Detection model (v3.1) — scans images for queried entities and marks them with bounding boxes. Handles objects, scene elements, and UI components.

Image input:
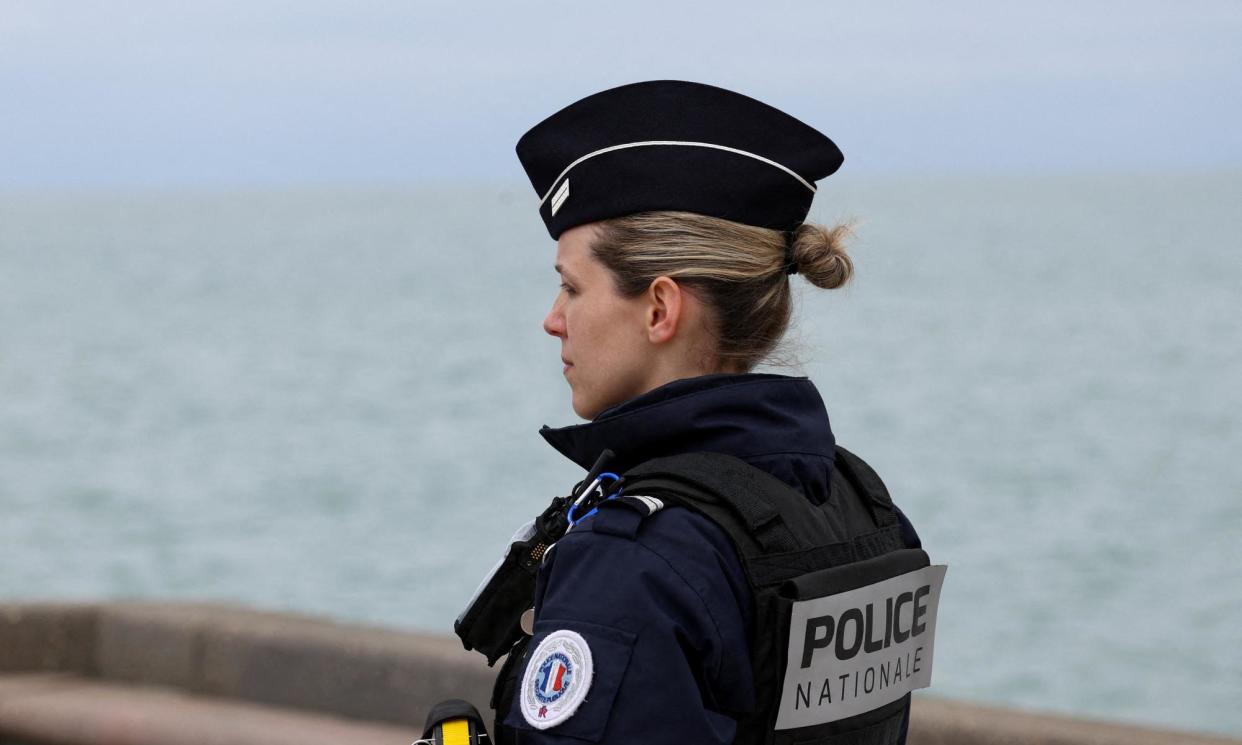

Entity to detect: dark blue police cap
[516,80,844,240]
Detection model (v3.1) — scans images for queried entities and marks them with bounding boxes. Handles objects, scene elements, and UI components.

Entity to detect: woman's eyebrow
[554,263,575,281]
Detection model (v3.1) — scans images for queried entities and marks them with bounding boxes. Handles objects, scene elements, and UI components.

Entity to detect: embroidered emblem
[520,629,593,729]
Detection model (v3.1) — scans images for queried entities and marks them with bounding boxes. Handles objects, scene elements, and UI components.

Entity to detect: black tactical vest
[460,446,942,745]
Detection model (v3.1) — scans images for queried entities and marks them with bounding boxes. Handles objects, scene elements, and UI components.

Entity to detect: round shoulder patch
[520,628,594,729]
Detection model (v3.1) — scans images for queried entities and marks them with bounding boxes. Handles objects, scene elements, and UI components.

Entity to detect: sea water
[1,172,1239,736]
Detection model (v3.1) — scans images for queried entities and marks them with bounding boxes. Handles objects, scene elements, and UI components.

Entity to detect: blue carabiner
[567,472,622,526]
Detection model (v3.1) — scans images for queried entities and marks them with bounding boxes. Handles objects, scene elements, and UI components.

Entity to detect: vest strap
[834,446,898,527]
[614,472,801,554]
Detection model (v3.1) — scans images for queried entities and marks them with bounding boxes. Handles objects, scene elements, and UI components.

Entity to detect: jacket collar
[539,373,835,473]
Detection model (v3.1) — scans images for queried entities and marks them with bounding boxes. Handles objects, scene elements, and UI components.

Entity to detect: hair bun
[789,222,854,289]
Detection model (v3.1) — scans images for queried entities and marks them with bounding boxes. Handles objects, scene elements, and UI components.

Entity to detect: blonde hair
[590,211,854,370]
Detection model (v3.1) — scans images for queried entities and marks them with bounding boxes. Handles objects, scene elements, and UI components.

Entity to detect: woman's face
[543,223,656,419]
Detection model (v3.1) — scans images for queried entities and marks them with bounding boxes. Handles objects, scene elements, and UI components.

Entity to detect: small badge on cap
[550,178,570,216]
[520,628,593,729]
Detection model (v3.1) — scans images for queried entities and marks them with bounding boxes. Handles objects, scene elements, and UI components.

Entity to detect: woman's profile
[451,80,944,745]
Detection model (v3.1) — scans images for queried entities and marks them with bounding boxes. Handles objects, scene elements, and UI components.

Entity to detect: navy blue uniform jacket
[502,373,920,744]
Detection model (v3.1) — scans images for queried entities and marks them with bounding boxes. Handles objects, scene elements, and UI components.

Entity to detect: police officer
[452,80,942,745]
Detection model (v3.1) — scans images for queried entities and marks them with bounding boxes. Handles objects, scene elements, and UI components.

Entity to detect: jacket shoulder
[557,501,752,631]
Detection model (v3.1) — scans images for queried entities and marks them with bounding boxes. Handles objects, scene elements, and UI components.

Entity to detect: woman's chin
[570,389,607,421]
[570,395,597,421]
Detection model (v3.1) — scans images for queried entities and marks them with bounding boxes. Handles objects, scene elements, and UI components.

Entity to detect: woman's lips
[562,358,572,375]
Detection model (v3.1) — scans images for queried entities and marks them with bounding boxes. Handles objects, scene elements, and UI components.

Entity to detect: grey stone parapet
[0,601,1236,745]
[1,601,487,744]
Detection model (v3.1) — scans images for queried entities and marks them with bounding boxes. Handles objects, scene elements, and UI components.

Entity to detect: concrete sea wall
[0,601,1234,745]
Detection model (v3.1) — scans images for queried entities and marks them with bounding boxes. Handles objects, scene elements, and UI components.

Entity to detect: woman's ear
[645,276,683,345]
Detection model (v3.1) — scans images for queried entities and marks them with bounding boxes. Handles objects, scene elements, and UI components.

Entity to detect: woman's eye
[560,282,576,296]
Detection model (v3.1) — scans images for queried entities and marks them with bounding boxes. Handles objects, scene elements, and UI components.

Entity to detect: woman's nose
[543,299,566,337]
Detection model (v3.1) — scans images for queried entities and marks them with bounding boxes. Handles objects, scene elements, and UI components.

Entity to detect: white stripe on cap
[537,140,816,208]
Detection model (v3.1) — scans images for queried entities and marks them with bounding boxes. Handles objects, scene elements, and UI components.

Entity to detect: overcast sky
[2,0,1239,188]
